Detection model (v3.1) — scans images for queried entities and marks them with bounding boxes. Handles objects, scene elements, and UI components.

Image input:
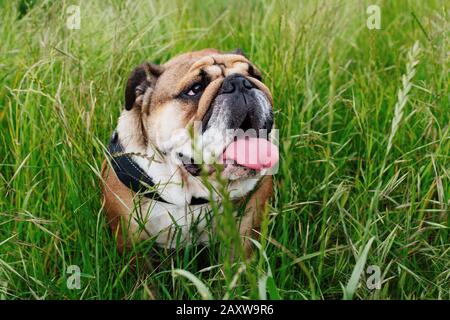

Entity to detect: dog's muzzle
[174,73,279,178]
[202,74,274,135]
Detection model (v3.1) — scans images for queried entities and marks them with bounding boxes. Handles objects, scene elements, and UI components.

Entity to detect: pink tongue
[222,138,279,170]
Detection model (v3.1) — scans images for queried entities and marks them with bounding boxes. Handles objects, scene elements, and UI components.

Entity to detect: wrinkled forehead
[161,53,256,85]
[188,53,252,78]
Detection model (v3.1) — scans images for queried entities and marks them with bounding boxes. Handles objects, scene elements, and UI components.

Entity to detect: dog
[101,48,278,257]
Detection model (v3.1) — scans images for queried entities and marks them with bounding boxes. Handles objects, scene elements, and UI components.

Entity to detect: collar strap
[107,131,209,206]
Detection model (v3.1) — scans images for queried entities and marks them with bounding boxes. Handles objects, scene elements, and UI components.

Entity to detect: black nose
[220,74,254,94]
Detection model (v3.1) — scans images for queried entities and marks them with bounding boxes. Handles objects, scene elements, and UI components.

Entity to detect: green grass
[0,0,448,300]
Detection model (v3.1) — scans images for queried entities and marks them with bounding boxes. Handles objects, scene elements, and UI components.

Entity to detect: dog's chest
[133,200,216,248]
[124,152,258,248]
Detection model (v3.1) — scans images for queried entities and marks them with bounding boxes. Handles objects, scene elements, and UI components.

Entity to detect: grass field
[0,0,448,300]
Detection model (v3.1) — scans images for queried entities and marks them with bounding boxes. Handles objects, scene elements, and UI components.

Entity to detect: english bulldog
[101,48,278,257]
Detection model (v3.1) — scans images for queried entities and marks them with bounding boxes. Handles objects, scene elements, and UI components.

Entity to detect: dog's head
[118,49,277,195]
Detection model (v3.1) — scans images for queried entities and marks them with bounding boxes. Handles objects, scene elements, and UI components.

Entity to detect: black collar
[107,131,209,206]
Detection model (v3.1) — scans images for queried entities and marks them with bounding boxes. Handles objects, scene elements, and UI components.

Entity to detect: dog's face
[121,49,276,189]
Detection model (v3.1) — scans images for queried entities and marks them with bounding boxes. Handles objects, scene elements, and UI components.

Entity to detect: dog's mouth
[179,137,279,178]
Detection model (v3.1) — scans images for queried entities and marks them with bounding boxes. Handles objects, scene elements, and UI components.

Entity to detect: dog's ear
[229,48,247,57]
[125,62,163,110]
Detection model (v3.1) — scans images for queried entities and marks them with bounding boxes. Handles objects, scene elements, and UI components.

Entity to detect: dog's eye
[248,64,263,82]
[185,83,204,97]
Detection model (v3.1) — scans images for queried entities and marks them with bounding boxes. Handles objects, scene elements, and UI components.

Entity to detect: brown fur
[239,175,273,256]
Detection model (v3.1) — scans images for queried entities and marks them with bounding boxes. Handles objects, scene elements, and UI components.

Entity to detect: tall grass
[0,0,448,299]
